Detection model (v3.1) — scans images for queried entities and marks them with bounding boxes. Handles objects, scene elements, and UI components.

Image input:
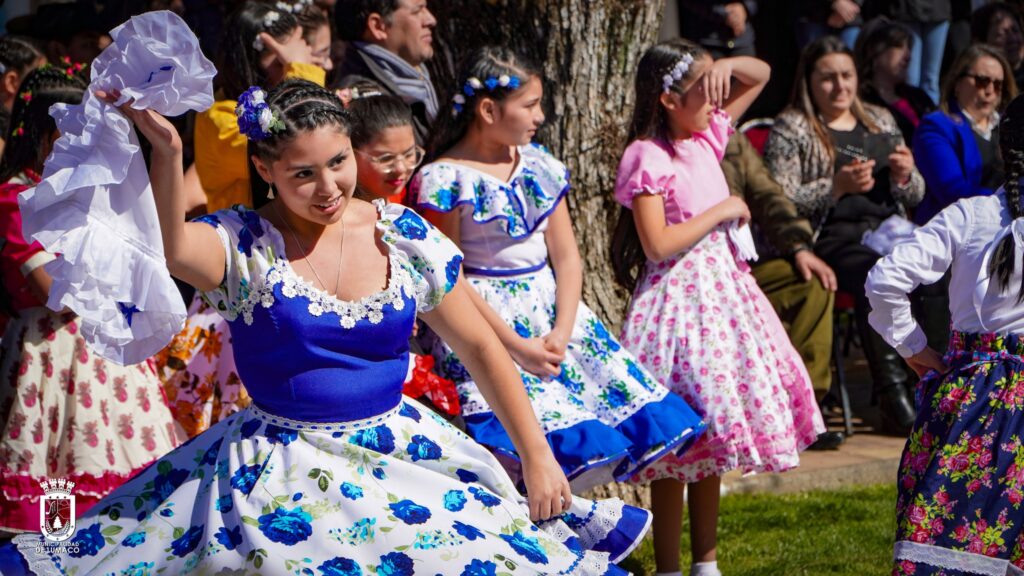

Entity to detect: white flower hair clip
[252,11,282,51]
[276,0,312,14]
[662,53,695,94]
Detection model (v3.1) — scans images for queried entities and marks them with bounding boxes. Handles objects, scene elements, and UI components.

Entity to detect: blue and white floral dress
[9,201,651,575]
[411,144,706,491]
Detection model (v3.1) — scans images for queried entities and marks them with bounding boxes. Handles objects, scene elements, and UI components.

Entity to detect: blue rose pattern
[461,559,498,576]
[377,552,414,576]
[67,524,104,558]
[393,210,429,240]
[389,499,431,525]
[170,525,204,557]
[258,506,313,545]
[406,434,442,461]
[340,482,363,500]
[500,530,549,564]
[230,463,262,495]
[265,424,298,446]
[319,557,363,576]
[349,425,395,455]
[443,490,467,512]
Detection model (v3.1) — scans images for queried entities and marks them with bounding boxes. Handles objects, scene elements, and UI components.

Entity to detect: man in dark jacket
[722,132,845,449]
[334,0,439,145]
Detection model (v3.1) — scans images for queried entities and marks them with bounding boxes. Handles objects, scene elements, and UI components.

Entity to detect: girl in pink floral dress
[612,39,825,576]
[0,66,178,534]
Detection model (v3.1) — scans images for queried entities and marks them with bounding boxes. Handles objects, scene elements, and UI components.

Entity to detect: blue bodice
[195,201,463,424]
[229,269,418,423]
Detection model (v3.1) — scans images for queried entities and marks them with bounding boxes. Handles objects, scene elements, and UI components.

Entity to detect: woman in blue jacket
[913,44,1016,224]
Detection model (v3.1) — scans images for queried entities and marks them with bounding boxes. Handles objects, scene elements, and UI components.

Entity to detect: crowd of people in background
[0,1,1021,575]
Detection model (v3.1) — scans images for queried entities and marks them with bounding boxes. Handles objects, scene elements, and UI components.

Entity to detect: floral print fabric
[13,396,648,574]
[622,229,824,484]
[893,331,1024,576]
[0,308,178,532]
[155,293,248,438]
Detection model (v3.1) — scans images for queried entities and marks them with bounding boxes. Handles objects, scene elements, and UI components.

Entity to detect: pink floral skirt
[0,307,178,532]
[621,229,823,483]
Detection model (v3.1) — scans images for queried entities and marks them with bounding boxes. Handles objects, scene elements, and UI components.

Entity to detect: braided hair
[221,3,300,101]
[991,94,1024,301]
[0,64,88,184]
[342,79,413,149]
[246,79,352,208]
[611,39,708,293]
[426,46,541,162]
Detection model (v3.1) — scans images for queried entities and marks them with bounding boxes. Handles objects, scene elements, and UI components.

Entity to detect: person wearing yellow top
[194,3,326,211]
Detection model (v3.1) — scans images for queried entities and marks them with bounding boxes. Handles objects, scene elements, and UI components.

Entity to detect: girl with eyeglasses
[343,80,462,420]
[913,44,1019,226]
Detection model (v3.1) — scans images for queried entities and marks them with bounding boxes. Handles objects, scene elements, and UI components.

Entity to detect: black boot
[856,299,916,435]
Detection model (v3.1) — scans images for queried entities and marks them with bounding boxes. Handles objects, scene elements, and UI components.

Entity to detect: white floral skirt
[0,307,178,533]
[13,398,650,575]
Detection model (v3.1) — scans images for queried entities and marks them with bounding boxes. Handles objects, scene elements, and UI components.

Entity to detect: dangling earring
[267,183,276,200]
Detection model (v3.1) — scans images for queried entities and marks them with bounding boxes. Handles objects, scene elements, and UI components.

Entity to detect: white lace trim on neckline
[894,540,1012,575]
[236,254,414,327]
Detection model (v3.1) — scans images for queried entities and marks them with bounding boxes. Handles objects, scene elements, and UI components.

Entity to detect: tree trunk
[427,1,665,508]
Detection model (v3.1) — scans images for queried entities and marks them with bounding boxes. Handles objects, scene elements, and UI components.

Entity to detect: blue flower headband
[235,86,285,141]
[451,74,522,117]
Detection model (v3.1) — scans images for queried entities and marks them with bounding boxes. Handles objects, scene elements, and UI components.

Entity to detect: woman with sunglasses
[912,44,1018,226]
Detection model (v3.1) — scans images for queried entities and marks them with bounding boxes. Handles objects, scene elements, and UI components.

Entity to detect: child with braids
[0,65,178,535]
[412,46,705,492]
[868,94,1024,575]
[612,39,824,576]
[6,72,654,572]
[0,36,44,156]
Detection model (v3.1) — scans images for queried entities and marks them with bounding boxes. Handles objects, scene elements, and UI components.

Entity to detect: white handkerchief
[727,220,759,262]
[17,11,216,364]
[862,215,919,257]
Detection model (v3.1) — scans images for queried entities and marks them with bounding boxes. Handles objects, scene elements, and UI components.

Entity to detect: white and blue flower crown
[235,86,285,141]
[662,53,695,94]
[451,74,522,117]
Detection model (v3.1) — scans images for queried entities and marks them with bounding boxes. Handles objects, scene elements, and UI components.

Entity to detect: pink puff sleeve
[697,108,735,162]
[614,139,677,209]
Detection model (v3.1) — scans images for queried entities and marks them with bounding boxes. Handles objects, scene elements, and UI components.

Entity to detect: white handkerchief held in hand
[862,215,919,257]
[727,220,759,262]
[17,11,216,365]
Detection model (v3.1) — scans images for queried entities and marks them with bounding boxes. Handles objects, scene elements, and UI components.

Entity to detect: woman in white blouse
[867,94,1024,576]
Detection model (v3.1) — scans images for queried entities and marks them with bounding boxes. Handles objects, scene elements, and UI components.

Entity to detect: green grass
[619,484,898,576]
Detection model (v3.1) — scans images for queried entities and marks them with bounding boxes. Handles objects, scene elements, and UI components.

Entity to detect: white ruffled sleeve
[376,201,463,313]
[16,11,216,365]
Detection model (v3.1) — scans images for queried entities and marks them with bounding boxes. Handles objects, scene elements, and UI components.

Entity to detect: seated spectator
[333,0,438,145]
[677,0,757,58]
[722,132,844,450]
[855,17,935,143]
[765,36,925,435]
[971,2,1024,89]
[913,44,1016,225]
[870,0,951,105]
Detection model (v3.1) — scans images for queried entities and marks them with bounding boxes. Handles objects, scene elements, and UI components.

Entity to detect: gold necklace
[271,200,346,295]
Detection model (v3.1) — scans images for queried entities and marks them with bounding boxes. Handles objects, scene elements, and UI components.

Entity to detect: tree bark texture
[427,1,665,508]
